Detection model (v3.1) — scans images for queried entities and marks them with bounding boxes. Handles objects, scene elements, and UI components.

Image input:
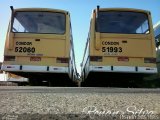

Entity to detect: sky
[0,0,160,75]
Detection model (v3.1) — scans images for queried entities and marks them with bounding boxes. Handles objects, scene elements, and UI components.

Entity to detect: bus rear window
[96,11,150,34]
[12,11,66,34]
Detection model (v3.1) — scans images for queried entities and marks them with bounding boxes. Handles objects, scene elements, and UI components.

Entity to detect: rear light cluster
[56,57,69,63]
[90,56,102,62]
[118,57,129,62]
[30,57,41,61]
[4,56,15,61]
[144,58,156,63]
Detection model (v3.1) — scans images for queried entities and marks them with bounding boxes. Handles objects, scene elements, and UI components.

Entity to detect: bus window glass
[12,12,65,34]
[13,18,26,32]
[96,11,149,34]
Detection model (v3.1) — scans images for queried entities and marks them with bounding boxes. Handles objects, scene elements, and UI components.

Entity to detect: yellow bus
[81,6,157,86]
[1,6,77,86]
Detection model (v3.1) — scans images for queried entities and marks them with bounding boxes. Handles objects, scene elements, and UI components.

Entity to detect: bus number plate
[30,57,41,61]
[102,47,122,55]
[15,47,35,53]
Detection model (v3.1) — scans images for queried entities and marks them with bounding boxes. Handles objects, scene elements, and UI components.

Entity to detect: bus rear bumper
[1,65,69,73]
[89,66,157,74]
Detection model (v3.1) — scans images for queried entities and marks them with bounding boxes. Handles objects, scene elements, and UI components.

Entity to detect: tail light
[4,56,15,61]
[144,58,156,63]
[56,57,69,63]
[118,57,129,62]
[90,56,102,62]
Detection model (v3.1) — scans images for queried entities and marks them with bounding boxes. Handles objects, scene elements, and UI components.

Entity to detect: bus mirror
[95,32,101,50]
[96,5,100,18]
[7,6,15,50]
[10,6,14,11]
[97,5,100,10]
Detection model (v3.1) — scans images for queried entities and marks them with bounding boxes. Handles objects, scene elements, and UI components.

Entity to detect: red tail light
[118,57,129,62]
[4,56,15,61]
[90,56,102,62]
[56,57,69,63]
[144,58,156,63]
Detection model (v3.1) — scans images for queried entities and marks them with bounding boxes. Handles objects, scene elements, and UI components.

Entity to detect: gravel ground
[0,87,160,120]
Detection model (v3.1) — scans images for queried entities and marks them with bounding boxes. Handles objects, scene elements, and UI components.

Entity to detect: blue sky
[0,0,160,74]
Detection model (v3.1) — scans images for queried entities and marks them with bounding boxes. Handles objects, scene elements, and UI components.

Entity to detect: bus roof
[13,8,69,15]
[94,7,150,14]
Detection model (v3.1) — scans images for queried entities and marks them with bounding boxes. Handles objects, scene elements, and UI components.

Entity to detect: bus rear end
[83,7,157,86]
[2,7,72,85]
